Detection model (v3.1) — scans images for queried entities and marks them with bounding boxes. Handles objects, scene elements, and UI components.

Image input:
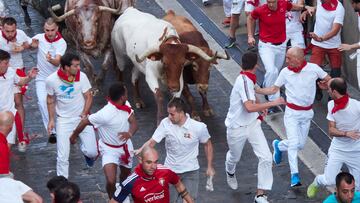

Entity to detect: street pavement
[5,0,331,202]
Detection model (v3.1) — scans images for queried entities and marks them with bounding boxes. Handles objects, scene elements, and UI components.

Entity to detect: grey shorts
[170,170,199,203]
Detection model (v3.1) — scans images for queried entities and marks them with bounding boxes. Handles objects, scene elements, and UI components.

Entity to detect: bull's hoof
[24,13,31,27]
[135,100,145,109]
[191,112,201,121]
[203,108,214,117]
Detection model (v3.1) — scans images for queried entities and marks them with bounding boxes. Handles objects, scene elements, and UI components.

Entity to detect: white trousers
[36,80,55,133]
[258,40,286,101]
[278,107,314,174]
[56,116,98,178]
[286,31,305,49]
[223,0,232,17]
[225,119,273,190]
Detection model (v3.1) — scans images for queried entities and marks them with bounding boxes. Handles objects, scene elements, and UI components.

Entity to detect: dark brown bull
[163,10,229,120]
[49,0,133,94]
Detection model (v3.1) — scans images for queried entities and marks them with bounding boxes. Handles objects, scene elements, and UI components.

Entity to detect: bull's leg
[19,0,31,26]
[96,48,113,85]
[131,68,145,109]
[78,51,98,95]
[154,89,164,126]
[182,84,200,121]
[199,89,214,117]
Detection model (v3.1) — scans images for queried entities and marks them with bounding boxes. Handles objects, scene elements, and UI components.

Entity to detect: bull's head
[135,42,217,94]
[48,4,122,49]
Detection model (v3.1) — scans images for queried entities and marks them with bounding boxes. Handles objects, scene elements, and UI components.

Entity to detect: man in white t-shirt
[30,18,67,140]
[138,98,215,203]
[285,0,305,49]
[301,0,344,99]
[307,78,360,198]
[256,47,331,187]
[0,50,38,148]
[70,82,138,198]
[46,53,98,178]
[225,51,285,203]
[338,0,360,89]
[0,17,32,150]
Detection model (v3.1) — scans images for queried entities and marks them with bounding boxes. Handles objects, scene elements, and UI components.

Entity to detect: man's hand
[118,132,132,142]
[338,44,354,52]
[31,38,39,49]
[248,36,256,47]
[300,11,308,23]
[273,97,286,105]
[346,131,360,140]
[47,120,55,135]
[305,6,315,16]
[12,44,25,53]
[318,80,329,90]
[46,52,53,62]
[28,67,39,79]
[309,32,322,42]
[69,134,77,144]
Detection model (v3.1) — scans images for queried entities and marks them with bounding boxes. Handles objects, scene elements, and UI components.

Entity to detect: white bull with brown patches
[49,0,134,94]
[111,7,217,125]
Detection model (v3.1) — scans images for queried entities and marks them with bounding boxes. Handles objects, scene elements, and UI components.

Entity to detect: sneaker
[84,155,95,168]
[272,139,282,165]
[225,37,236,49]
[307,181,319,198]
[222,17,231,26]
[48,133,57,144]
[291,173,302,187]
[254,194,269,203]
[18,141,27,152]
[226,172,238,190]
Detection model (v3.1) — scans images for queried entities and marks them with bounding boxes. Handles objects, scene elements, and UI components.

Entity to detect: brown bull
[163,10,229,120]
[49,0,133,94]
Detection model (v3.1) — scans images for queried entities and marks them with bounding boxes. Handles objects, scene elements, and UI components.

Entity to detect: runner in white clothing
[0,17,32,151]
[46,53,98,178]
[70,82,138,198]
[285,0,305,49]
[137,98,215,203]
[307,78,360,198]
[225,51,285,203]
[256,47,331,187]
[30,18,67,141]
[0,50,38,148]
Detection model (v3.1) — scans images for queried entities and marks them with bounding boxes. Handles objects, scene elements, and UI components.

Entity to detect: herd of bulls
[20,0,230,124]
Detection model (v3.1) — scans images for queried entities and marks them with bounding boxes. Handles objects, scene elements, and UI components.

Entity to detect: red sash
[240,71,257,85]
[287,61,307,73]
[286,102,313,111]
[103,141,131,165]
[332,94,349,114]
[44,32,62,43]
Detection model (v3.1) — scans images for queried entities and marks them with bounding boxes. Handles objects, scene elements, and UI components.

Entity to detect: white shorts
[286,31,305,49]
[244,2,255,12]
[98,139,134,168]
[231,0,245,14]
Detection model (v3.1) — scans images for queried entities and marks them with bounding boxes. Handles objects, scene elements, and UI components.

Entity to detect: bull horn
[135,46,160,63]
[187,44,216,62]
[215,50,230,60]
[98,6,122,15]
[48,7,75,22]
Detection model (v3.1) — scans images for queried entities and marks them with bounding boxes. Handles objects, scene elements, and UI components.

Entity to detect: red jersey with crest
[113,164,180,203]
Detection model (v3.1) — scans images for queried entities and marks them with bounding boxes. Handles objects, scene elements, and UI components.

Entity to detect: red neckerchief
[135,164,155,180]
[1,31,16,44]
[247,0,259,7]
[240,71,257,85]
[107,98,132,114]
[0,71,6,79]
[332,94,349,114]
[322,0,338,11]
[57,68,80,85]
[44,32,63,43]
[0,132,10,175]
[288,61,307,73]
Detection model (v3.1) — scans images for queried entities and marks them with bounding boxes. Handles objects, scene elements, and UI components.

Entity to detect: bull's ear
[185,53,199,61]
[147,53,163,61]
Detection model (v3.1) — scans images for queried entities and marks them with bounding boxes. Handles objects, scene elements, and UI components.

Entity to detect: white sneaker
[254,194,269,203]
[226,172,238,190]
[18,141,27,152]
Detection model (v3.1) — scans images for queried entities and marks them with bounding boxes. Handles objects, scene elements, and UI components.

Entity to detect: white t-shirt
[0,67,20,113]
[275,63,328,106]
[225,74,259,128]
[152,115,211,173]
[286,0,303,33]
[32,34,67,81]
[89,101,133,145]
[327,98,360,152]
[46,71,91,118]
[311,0,344,49]
[0,177,32,203]
[0,29,31,68]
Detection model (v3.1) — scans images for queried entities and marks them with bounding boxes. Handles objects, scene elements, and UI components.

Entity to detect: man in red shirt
[109,146,194,203]
[247,0,310,106]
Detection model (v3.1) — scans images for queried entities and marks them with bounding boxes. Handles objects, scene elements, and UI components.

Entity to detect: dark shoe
[203,1,211,6]
[84,155,95,168]
[48,133,57,144]
[225,37,236,49]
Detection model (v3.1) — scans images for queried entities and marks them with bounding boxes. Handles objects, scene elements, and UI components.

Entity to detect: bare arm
[247,15,256,46]
[47,54,62,67]
[339,42,360,51]
[204,140,215,177]
[255,86,280,95]
[70,117,92,144]
[47,94,56,135]
[135,138,157,155]
[244,97,285,113]
[22,190,43,203]
[320,23,342,41]
[81,90,93,118]
[174,181,194,203]
[328,121,360,140]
